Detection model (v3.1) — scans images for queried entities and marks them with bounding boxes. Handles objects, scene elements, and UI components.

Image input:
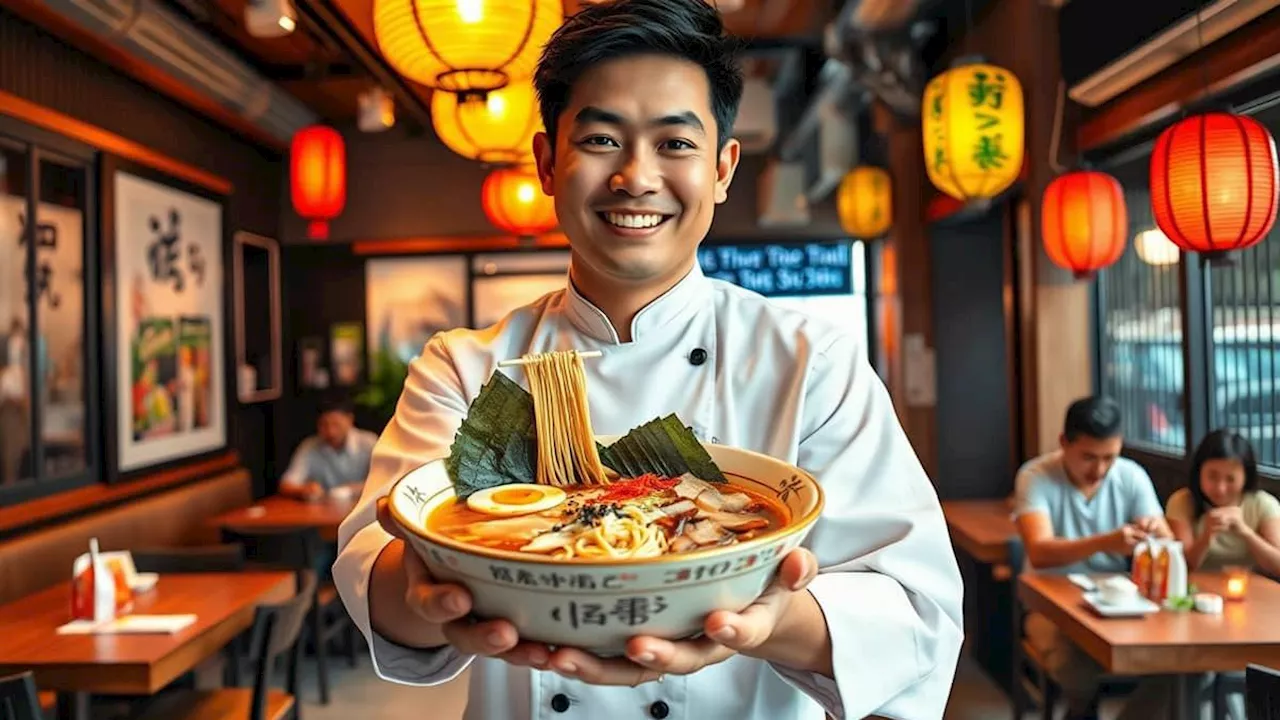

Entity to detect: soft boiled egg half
[466,484,567,517]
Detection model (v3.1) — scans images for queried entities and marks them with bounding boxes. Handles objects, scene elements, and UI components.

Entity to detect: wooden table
[941,498,1017,564]
[1019,572,1280,720]
[208,494,357,541]
[0,571,294,720]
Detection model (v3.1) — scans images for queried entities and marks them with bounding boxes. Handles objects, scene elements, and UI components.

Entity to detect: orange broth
[427,479,790,556]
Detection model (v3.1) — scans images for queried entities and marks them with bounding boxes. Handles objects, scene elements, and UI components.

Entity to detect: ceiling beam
[291,0,434,128]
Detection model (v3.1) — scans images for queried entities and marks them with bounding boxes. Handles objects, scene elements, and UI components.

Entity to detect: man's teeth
[604,212,665,228]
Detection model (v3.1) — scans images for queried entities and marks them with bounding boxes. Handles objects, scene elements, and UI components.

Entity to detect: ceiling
[159,0,839,127]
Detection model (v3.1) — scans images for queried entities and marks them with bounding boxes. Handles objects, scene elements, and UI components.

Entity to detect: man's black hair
[1062,396,1123,442]
[533,0,744,151]
[317,394,355,417]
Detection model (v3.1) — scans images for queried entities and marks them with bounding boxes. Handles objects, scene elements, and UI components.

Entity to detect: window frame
[0,114,101,507]
[1088,111,1280,482]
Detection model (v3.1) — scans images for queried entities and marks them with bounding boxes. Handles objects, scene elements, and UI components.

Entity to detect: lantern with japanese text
[482,165,557,236]
[1149,112,1279,261]
[922,60,1024,203]
[290,125,345,240]
[374,0,562,97]
[836,166,893,239]
[1041,170,1127,279]
[432,80,541,164]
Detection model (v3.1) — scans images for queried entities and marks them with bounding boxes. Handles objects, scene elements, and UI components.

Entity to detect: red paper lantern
[481,166,557,236]
[291,125,346,240]
[1150,112,1279,259]
[1041,170,1127,279]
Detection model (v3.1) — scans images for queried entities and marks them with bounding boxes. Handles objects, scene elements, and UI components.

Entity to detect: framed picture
[297,336,328,390]
[365,256,468,367]
[101,158,229,480]
[232,231,282,403]
[330,322,365,387]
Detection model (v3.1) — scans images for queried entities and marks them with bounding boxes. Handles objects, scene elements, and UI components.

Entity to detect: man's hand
[1205,506,1246,535]
[1105,524,1148,555]
[544,548,820,687]
[372,498,551,668]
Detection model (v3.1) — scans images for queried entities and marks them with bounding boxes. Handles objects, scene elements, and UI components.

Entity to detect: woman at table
[1166,429,1280,576]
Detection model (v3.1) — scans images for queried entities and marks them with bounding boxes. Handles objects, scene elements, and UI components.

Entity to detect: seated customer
[1167,429,1280,575]
[279,396,377,501]
[1014,395,1171,720]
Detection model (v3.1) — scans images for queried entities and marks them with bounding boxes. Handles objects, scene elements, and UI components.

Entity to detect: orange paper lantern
[291,126,346,240]
[1150,112,1279,259]
[482,166,557,236]
[1041,170,1127,279]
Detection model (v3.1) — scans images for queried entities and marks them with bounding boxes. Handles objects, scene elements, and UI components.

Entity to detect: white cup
[1098,576,1140,605]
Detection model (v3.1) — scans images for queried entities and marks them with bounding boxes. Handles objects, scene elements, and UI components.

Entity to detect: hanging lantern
[290,125,345,240]
[1040,170,1127,279]
[1149,112,1279,261]
[374,0,563,96]
[432,81,542,164]
[482,165,557,236]
[1135,228,1180,266]
[922,60,1025,203]
[836,166,893,239]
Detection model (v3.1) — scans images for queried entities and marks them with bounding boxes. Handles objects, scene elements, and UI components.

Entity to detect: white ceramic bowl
[388,439,824,655]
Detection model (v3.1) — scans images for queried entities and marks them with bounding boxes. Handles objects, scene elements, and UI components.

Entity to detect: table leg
[54,691,89,720]
[1170,673,1205,720]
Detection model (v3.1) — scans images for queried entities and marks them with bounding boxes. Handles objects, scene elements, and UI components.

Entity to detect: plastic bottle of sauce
[1131,541,1153,599]
[1151,540,1171,602]
[1164,541,1189,600]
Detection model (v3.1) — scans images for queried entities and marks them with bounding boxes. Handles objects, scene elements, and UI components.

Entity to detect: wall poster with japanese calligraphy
[112,171,226,473]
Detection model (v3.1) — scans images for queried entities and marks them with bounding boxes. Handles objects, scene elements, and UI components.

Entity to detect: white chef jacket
[333,263,964,720]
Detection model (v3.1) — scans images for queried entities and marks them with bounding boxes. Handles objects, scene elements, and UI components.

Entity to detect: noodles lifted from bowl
[524,350,609,488]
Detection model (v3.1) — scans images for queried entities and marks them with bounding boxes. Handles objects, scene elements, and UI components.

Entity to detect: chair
[137,570,317,720]
[132,543,246,573]
[220,527,358,705]
[0,672,41,720]
[1008,536,1059,720]
[1247,664,1280,720]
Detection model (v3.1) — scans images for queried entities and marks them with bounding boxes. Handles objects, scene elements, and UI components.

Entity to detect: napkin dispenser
[71,538,133,622]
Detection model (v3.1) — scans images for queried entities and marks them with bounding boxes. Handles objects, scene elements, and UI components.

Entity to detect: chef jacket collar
[565,262,711,345]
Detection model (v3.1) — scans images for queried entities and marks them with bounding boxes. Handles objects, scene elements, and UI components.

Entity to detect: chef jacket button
[550,693,571,713]
[649,700,670,718]
[689,348,708,366]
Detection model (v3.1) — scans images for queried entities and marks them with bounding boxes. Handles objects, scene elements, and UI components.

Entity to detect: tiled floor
[293,650,1031,720]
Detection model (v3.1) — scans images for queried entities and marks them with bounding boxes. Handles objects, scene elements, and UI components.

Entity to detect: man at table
[279,396,377,502]
[1014,395,1171,719]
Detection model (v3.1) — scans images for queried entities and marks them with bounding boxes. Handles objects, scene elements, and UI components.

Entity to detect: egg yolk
[491,488,545,506]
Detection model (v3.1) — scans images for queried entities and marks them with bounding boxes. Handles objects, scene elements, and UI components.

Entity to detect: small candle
[1224,566,1250,601]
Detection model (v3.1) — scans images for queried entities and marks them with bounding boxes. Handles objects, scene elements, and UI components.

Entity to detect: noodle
[552,506,668,560]
[524,350,609,488]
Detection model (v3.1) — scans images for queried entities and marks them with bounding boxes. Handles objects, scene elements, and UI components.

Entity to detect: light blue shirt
[1013,449,1163,575]
[281,429,378,490]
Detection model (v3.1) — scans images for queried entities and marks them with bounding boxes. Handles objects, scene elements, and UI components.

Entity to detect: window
[1094,101,1280,471]
[0,119,98,504]
[1096,155,1185,453]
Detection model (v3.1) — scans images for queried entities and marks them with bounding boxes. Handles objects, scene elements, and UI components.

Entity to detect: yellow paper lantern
[432,81,542,164]
[922,61,1024,202]
[374,0,563,96]
[836,166,893,239]
[482,165,558,236]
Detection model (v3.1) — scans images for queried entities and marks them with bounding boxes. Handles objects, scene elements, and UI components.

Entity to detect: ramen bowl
[388,439,824,655]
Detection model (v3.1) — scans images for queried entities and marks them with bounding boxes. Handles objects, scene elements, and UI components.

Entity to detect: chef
[332,0,964,717]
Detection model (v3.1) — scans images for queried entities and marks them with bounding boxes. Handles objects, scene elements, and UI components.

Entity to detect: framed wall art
[101,158,229,480]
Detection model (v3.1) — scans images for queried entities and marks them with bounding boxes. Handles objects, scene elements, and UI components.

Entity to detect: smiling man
[332,0,964,718]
